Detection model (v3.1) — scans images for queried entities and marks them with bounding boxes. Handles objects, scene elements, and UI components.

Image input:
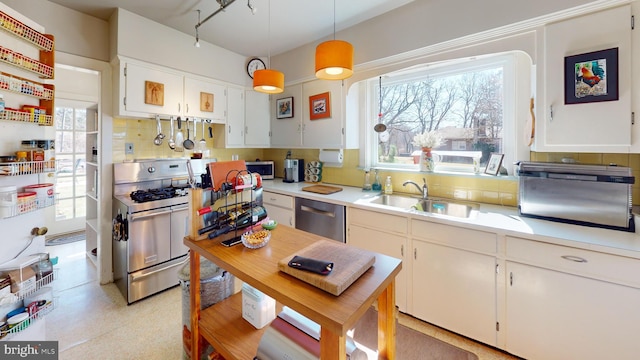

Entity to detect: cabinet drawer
[262,192,293,210]
[506,236,640,288]
[349,208,407,235]
[411,220,496,254]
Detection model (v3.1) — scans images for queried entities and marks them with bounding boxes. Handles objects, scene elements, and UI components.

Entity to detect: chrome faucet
[402,178,428,199]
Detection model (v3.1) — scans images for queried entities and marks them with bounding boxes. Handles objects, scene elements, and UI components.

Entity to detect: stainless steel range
[112,159,210,304]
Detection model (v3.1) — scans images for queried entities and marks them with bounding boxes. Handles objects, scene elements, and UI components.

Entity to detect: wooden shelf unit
[184,188,402,360]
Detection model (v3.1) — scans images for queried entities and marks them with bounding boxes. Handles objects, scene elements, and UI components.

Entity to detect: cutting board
[278,240,376,296]
[301,184,343,195]
[208,160,246,191]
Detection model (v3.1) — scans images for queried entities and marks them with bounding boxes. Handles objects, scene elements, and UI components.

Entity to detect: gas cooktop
[130,187,188,203]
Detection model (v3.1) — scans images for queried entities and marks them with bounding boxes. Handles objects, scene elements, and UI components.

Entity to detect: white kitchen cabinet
[410,220,497,346]
[118,59,184,118]
[537,5,632,152]
[347,207,408,311]
[222,87,270,148]
[505,236,640,359]
[244,90,270,147]
[262,191,294,227]
[225,86,245,147]
[270,80,358,149]
[183,76,226,123]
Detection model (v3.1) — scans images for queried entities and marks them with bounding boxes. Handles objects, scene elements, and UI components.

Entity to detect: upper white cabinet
[115,57,227,122]
[537,5,631,152]
[270,79,358,149]
[118,59,183,117]
[244,90,270,147]
[222,87,270,148]
[183,76,226,123]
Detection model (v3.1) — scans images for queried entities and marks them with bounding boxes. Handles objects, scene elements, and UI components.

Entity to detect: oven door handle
[129,209,173,222]
[130,256,189,281]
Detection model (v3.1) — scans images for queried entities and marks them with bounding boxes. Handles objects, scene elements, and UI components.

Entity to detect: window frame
[361,51,526,175]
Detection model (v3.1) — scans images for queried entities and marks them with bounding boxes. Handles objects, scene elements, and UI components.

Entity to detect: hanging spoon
[168,116,176,150]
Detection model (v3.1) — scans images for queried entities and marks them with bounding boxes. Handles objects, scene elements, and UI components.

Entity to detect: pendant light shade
[315,39,354,80]
[253,68,284,94]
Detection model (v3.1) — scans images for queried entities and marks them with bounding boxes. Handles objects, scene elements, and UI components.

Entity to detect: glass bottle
[384,176,393,195]
[372,169,382,191]
[363,170,372,191]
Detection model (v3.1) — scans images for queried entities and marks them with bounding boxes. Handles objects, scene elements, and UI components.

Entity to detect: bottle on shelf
[384,176,393,195]
[371,169,382,192]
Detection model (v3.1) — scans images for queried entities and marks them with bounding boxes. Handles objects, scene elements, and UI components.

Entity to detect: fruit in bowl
[241,229,271,249]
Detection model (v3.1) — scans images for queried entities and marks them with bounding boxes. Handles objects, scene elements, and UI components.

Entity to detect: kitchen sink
[366,194,479,218]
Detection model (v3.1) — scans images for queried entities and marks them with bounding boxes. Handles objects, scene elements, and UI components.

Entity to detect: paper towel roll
[319,149,343,167]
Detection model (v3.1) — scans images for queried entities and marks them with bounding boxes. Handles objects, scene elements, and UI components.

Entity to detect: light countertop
[261,180,640,259]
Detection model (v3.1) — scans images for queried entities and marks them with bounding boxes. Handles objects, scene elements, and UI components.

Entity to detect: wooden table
[185,225,402,359]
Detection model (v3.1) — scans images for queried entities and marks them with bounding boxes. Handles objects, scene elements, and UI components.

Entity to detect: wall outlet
[125,143,134,154]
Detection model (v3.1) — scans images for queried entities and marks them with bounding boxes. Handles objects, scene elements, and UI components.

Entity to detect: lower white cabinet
[410,220,497,346]
[505,237,640,359]
[262,191,294,227]
[347,208,409,312]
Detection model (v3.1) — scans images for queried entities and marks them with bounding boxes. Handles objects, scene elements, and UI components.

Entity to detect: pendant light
[253,0,284,94]
[315,0,354,80]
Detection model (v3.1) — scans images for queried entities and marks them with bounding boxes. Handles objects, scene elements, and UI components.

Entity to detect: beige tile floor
[45,241,520,360]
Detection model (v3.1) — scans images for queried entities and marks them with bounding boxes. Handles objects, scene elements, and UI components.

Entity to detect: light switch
[125,143,134,154]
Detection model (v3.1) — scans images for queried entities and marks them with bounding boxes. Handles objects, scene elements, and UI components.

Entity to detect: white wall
[1,0,110,62]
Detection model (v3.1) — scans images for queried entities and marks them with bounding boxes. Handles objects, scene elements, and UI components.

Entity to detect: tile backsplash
[110,118,640,207]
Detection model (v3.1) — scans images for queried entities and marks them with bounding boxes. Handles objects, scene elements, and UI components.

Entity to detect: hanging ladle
[374,76,387,133]
[153,114,165,145]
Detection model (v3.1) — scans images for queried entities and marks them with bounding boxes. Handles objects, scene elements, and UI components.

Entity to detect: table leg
[320,327,346,360]
[190,251,202,360]
[378,280,396,360]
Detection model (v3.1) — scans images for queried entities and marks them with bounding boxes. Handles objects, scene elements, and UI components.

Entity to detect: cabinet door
[411,240,497,346]
[539,5,631,152]
[271,84,303,148]
[183,77,226,123]
[302,80,344,148]
[348,224,408,312]
[225,86,245,147]
[244,90,270,147]
[263,205,294,227]
[123,61,183,117]
[506,262,640,360]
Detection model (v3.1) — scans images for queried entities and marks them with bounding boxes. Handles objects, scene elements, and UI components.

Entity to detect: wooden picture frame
[564,47,618,105]
[485,153,504,176]
[309,92,331,120]
[144,81,164,106]
[276,96,294,119]
[200,92,214,112]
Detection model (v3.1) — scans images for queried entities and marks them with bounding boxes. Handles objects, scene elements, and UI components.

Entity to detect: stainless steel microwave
[246,161,275,180]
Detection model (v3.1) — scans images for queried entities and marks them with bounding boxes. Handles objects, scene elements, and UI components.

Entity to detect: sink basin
[369,194,421,208]
[366,194,479,218]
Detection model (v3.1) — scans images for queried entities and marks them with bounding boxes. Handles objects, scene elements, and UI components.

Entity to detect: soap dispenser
[363,170,372,191]
[372,169,382,191]
[384,176,393,195]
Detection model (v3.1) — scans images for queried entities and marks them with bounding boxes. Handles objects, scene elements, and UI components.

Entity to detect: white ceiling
[48,0,414,57]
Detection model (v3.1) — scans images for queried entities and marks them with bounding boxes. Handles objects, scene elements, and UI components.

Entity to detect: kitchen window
[363,52,530,174]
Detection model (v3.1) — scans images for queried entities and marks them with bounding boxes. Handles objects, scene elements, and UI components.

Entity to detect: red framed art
[309,92,331,120]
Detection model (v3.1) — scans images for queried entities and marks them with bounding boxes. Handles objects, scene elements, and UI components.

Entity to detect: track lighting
[194,10,201,48]
[247,0,257,15]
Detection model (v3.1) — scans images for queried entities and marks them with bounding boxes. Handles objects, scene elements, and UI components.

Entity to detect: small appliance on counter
[283,158,304,183]
[517,161,635,232]
[246,160,275,180]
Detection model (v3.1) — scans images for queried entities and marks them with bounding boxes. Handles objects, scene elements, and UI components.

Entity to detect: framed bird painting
[564,47,618,104]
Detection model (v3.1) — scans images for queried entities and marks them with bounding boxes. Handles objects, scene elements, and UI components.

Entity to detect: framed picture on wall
[309,92,331,120]
[485,153,504,176]
[564,47,618,104]
[276,97,293,119]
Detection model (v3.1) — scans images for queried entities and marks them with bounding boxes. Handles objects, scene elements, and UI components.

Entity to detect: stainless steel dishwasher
[295,197,345,242]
